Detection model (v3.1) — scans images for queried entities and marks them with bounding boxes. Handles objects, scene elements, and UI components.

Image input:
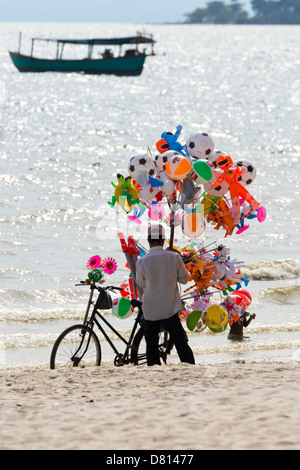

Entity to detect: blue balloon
[161,125,186,156]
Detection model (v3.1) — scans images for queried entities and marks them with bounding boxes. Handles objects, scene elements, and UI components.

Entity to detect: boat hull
[8,51,147,76]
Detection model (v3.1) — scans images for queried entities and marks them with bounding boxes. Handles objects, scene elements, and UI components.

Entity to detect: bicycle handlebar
[75,281,123,293]
[105,286,123,292]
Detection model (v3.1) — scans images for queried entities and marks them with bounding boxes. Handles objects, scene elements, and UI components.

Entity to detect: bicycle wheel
[50,324,101,369]
[130,326,174,365]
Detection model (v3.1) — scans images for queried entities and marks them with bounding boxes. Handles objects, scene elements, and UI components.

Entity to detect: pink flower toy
[86,255,101,270]
[101,257,118,275]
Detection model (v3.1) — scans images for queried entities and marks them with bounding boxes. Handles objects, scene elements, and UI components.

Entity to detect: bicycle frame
[91,306,143,365]
[82,282,144,365]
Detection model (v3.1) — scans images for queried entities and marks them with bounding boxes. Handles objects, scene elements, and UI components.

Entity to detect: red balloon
[236,288,252,303]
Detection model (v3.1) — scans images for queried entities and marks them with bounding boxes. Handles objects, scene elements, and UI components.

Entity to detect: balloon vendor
[135,224,195,366]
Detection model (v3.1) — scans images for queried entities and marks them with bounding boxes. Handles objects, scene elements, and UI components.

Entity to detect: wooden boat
[8,32,155,76]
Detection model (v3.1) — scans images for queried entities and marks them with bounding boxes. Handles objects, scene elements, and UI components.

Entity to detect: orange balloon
[165,155,192,180]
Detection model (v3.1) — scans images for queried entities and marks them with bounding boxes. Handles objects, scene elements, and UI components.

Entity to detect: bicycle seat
[131,299,142,309]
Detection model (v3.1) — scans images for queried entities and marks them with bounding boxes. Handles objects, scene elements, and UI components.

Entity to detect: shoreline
[1,361,299,450]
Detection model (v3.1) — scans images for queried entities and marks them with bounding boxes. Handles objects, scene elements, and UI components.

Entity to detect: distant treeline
[185,0,300,24]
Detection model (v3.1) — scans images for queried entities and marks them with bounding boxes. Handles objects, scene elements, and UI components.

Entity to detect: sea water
[0,22,300,369]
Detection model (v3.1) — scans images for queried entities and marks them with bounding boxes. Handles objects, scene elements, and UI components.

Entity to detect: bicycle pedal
[114,355,125,367]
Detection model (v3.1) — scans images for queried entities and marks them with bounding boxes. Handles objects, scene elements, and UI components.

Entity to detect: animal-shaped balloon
[185,260,216,292]
[210,155,261,225]
[156,125,186,156]
[206,198,235,237]
[221,295,243,326]
[201,192,221,218]
[236,202,267,235]
[179,178,197,208]
[108,174,140,213]
[188,289,212,314]
[212,245,248,292]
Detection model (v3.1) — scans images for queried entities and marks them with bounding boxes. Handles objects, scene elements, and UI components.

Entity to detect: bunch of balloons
[108,124,266,239]
[175,240,252,333]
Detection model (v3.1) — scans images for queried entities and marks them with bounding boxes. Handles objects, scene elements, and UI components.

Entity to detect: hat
[147,224,166,241]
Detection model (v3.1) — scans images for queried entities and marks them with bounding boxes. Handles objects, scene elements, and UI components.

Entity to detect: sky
[0,0,252,23]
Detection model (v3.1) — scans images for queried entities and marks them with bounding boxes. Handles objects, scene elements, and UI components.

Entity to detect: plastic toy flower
[86,255,101,270]
[101,257,117,275]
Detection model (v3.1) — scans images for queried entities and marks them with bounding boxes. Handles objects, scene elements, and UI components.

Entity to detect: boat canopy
[12,31,156,64]
[30,34,156,46]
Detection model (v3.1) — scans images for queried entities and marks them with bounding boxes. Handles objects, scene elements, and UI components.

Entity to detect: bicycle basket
[95,290,113,310]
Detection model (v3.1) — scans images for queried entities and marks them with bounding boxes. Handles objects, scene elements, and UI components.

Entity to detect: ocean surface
[0,22,300,369]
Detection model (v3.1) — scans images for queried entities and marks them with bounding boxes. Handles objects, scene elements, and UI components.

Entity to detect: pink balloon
[257,206,266,223]
[148,204,164,220]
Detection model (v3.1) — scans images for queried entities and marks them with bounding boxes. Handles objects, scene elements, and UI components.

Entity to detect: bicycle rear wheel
[50,324,101,369]
[131,327,174,366]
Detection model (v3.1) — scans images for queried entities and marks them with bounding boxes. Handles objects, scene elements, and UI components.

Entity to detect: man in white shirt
[136,224,195,366]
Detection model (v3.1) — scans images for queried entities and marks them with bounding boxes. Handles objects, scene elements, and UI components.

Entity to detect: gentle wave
[243,258,300,281]
[1,323,299,350]
[0,328,134,350]
[187,322,300,338]
[248,322,300,334]
[192,339,300,356]
[0,332,58,350]
[1,308,86,323]
[255,285,300,305]
[1,279,300,322]
[0,288,112,322]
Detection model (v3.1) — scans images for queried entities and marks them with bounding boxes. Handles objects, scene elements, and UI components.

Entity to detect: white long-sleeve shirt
[136,246,188,321]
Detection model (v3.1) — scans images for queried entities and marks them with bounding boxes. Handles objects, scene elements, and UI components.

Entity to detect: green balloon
[208,322,228,334]
[192,160,213,184]
[113,297,133,319]
[118,298,132,317]
[186,309,203,331]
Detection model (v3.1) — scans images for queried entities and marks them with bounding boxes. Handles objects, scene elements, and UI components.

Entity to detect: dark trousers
[144,313,195,366]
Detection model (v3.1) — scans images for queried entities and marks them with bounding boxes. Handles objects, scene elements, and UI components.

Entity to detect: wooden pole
[18,31,22,53]
[169,211,175,249]
[169,194,177,250]
[30,39,34,57]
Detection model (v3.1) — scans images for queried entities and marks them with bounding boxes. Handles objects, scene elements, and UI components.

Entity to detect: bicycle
[50,279,173,369]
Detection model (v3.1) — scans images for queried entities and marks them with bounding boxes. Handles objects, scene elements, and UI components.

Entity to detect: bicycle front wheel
[50,324,101,369]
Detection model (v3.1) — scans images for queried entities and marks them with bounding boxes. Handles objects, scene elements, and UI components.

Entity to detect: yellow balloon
[205,305,228,328]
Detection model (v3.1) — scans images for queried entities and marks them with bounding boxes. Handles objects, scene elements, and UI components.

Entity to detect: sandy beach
[0,361,299,451]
